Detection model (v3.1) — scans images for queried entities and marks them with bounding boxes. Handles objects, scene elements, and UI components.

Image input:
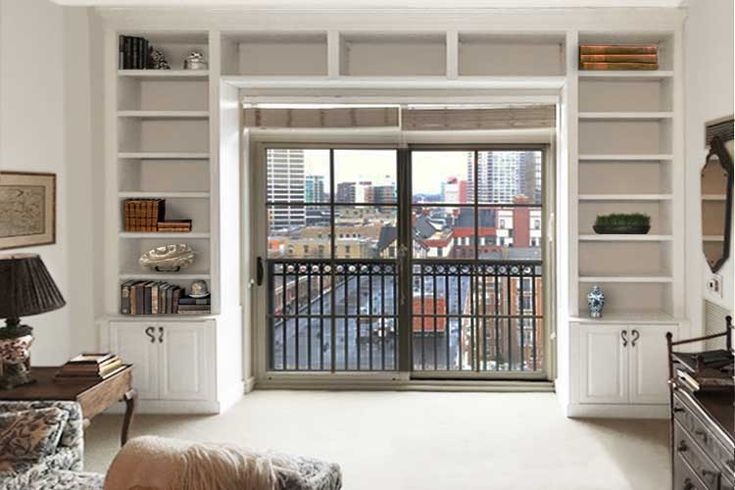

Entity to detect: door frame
[250,140,556,387]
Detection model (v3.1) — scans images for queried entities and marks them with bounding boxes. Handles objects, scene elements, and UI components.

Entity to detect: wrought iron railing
[267,259,543,373]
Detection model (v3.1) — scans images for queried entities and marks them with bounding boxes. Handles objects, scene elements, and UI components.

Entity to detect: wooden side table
[0,365,137,445]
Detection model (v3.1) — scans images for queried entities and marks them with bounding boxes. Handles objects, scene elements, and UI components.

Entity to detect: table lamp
[0,254,65,389]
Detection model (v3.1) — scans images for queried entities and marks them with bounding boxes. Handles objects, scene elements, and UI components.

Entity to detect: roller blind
[242,104,555,130]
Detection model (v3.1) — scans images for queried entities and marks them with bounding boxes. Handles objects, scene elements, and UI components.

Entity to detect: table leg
[121,388,137,446]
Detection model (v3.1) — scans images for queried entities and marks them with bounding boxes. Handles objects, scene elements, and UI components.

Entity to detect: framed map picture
[0,172,56,250]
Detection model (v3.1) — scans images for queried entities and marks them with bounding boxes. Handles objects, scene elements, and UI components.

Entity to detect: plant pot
[593,224,651,234]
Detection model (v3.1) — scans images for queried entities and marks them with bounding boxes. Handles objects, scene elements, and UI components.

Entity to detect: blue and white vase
[587,285,605,318]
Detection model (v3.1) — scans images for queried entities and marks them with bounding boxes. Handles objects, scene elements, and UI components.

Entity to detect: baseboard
[104,399,220,415]
[566,403,669,419]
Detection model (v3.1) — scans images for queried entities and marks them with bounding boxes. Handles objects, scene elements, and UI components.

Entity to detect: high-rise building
[267,149,305,229]
[468,151,542,204]
[304,175,326,203]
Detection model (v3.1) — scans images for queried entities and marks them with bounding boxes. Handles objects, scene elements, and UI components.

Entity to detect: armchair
[0,400,103,489]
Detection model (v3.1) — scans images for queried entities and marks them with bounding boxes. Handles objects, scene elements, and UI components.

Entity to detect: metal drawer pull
[631,329,640,347]
[694,429,708,443]
[621,330,628,347]
[158,326,164,343]
[673,406,685,413]
[701,469,717,482]
[145,326,155,343]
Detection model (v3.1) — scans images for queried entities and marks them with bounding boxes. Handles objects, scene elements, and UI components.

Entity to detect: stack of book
[579,44,658,70]
[157,219,193,233]
[119,35,151,70]
[121,280,187,315]
[178,295,212,315]
[55,353,125,383]
[123,199,166,232]
[673,349,733,392]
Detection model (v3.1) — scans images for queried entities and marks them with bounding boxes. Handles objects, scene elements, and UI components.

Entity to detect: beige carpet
[84,391,670,490]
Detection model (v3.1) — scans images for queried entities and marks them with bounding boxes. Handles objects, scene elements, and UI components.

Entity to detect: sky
[303,149,470,195]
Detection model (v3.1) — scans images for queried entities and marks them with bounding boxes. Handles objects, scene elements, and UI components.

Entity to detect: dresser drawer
[674,452,708,490]
[674,421,721,489]
[673,390,735,481]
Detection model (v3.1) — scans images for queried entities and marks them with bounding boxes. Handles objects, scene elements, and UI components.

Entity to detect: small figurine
[150,48,170,70]
[184,51,208,70]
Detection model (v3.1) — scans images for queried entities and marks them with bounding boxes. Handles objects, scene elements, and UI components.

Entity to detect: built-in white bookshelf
[111,30,214,317]
[574,31,683,321]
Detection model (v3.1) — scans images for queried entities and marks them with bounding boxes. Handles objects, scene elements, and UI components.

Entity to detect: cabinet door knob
[621,330,628,347]
[158,326,164,343]
[145,326,155,343]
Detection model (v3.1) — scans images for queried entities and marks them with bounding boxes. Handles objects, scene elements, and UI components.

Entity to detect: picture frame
[0,171,56,250]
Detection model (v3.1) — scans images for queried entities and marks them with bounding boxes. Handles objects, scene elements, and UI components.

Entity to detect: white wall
[683,0,735,333]
[0,0,98,364]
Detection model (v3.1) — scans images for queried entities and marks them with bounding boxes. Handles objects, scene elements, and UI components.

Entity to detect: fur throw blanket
[104,435,342,490]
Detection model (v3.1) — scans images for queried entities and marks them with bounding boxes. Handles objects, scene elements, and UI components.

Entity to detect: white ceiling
[51,0,687,8]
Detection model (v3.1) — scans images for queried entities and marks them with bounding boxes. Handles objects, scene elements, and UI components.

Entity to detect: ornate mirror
[701,135,734,272]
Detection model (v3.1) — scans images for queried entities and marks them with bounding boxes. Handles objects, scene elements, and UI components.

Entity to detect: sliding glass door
[260,146,546,379]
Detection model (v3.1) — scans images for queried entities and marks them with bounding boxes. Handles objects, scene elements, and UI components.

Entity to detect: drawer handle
[621,330,628,347]
[677,440,687,452]
[673,406,685,413]
[694,429,708,443]
[683,478,694,490]
[158,326,164,343]
[145,326,155,343]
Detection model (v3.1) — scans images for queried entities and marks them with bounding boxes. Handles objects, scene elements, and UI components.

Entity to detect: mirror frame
[702,135,734,273]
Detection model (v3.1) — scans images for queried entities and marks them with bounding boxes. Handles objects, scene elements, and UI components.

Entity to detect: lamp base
[0,361,34,390]
[0,321,35,390]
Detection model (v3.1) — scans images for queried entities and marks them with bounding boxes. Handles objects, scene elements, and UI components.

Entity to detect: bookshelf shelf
[578,275,674,284]
[577,194,672,201]
[120,273,211,280]
[118,110,210,119]
[119,232,211,239]
[118,69,209,80]
[578,154,673,161]
[578,70,673,80]
[578,234,673,242]
[119,191,210,199]
[118,152,210,160]
[578,112,673,120]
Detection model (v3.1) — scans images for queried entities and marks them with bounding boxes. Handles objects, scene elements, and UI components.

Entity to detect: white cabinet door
[577,325,629,404]
[158,322,212,401]
[109,322,159,400]
[629,325,673,404]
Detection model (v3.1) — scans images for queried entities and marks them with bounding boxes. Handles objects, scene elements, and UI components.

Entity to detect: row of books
[119,35,152,70]
[123,199,193,232]
[55,353,125,383]
[121,280,211,315]
[579,44,659,71]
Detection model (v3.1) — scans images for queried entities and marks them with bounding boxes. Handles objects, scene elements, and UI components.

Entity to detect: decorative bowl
[139,244,195,272]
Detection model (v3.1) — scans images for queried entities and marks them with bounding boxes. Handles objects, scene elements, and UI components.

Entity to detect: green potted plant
[593,213,651,234]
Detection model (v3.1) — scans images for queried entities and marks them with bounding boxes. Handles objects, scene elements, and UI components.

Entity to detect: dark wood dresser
[668,324,735,490]
[671,385,734,489]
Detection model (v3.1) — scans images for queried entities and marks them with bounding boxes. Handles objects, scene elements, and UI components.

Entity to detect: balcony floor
[85,391,668,489]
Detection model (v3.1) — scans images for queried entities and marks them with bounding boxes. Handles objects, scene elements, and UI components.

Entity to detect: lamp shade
[0,254,65,319]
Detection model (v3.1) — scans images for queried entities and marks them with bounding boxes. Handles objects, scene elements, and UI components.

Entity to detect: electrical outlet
[707,274,723,297]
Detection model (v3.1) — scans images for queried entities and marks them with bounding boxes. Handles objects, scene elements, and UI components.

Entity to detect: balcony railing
[267,259,543,374]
